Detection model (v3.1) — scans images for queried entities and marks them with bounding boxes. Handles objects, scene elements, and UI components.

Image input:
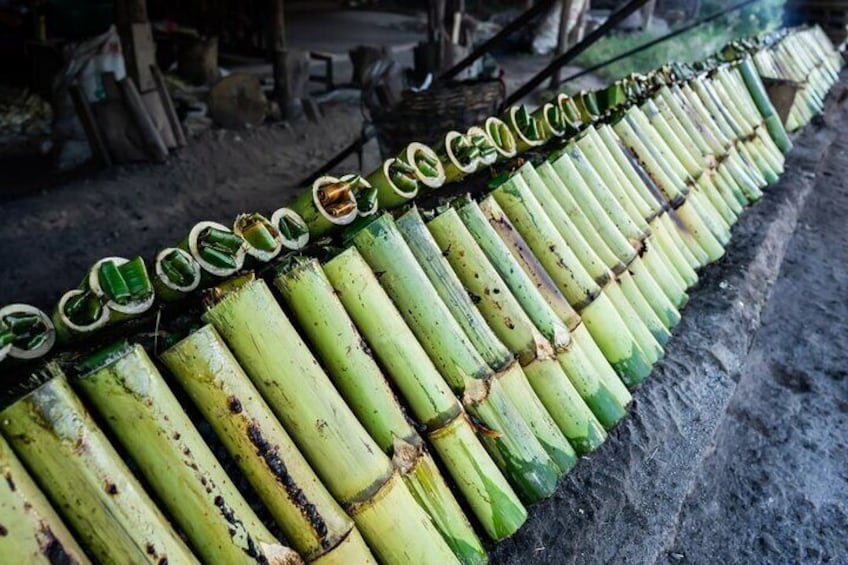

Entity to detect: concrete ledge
[491,94,846,564]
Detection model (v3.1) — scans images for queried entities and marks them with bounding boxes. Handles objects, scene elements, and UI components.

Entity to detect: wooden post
[550,0,575,88]
[119,77,168,162]
[151,65,187,146]
[69,84,112,167]
[271,0,289,116]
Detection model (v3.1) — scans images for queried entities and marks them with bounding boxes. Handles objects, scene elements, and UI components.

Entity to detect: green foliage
[571,0,787,83]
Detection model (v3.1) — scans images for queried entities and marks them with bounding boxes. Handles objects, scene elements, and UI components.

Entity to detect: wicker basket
[370,79,504,158]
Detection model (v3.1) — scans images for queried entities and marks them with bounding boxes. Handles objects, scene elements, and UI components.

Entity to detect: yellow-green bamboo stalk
[202,277,459,565]
[323,247,526,540]
[0,368,199,564]
[274,257,485,565]
[76,342,298,565]
[0,434,90,565]
[161,325,374,564]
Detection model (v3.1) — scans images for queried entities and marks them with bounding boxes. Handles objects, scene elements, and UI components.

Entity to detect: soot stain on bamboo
[245,422,330,548]
[37,522,75,565]
[5,471,15,491]
[212,494,266,563]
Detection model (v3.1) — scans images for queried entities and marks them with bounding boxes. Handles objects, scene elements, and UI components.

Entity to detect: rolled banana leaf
[234,212,284,263]
[180,221,247,280]
[270,207,311,251]
[153,247,203,302]
[288,175,360,238]
[0,304,55,363]
[398,142,446,189]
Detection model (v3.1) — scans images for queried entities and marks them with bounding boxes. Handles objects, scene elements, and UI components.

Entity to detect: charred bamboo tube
[153,247,202,301]
[367,158,420,209]
[504,105,544,152]
[0,433,90,565]
[289,176,360,236]
[234,212,284,263]
[0,368,198,564]
[396,208,576,473]
[323,248,526,540]
[76,342,298,565]
[202,277,460,565]
[484,117,518,160]
[161,326,375,564]
[438,131,479,183]
[180,221,247,280]
[351,214,561,503]
[490,177,654,387]
[270,208,310,251]
[459,197,632,409]
[274,258,485,565]
[0,304,55,363]
[429,208,619,441]
[398,142,446,189]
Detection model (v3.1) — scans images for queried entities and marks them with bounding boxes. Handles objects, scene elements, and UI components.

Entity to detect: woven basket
[370,79,504,158]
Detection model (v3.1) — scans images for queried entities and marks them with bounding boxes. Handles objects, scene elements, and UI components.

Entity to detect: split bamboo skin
[0,26,839,565]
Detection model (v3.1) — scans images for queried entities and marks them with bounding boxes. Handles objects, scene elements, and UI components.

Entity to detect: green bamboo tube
[271,207,311,251]
[534,161,628,272]
[180,221,248,281]
[396,208,575,473]
[76,343,297,565]
[489,177,654,385]
[202,278,459,565]
[517,164,612,284]
[0,434,90,565]
[233,212,284,263]
[438,131,479,183]
[476,196,583,332]
[600,281,664,363]
[0,304,55,363]
[484,117,518,160]
[457,197,632,408]
[0,369,198,564]
[467,126,499,167]
[366,158,420,209]
[549,152,640,267]
[351,214,561,503]
[289,176,360,237]
[428,208,614,445]
[531,102,567,141]
[323,248,526,540]
[161,325,371,564]
[84,256,155,320]
[399,142,446,189]
[503,105,545,152]
[274,258,485,565]
[698,174,738,226]
[738,58,792,152]
[595,124,665,216]
[638,101,702,179]
[153,247,202,301]
[52,289,110,342]
[617,272,671,346]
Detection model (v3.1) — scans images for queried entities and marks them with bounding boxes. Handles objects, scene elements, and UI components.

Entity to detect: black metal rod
[556,0,761,87]
[440,0,558,81]
[504,0,651,106]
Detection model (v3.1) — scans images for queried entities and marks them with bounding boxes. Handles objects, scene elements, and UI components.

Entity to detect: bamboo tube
[484,117,517,160]
[202,277,459,565]
[323,248,526,540]
[0,368,199,564]
[273,258,486,565]
[180,221,247,280]
[52,289,110,342]
[234,212,284,263]
[489,177,653,386]
[531,102,567,141]
[467,126,499,167]
[161,326,374,564]
[165,334,373,562]
[437,131,479,183]
[0,434,90,565]
[429,208,620,440]
[85,256,156,320]
[270,207,311,251]
[398,142,446,189]
[0,304,55,363]
[153,247,202,301]
[76,342,299,565]
[289,176,360,236]
[351,214,560,503]
[396,208,576,473]
[503,105,545,152]
[457,197,633,409]
[367,158,419,209]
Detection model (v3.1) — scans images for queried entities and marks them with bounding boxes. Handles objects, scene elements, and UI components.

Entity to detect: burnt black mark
[212,495,264,562]
[468,291,482,305]
[0,524,7,536]
[228,396,243,414]
[441,243,451,258]
[157,559,168,565]
[246,421,330,548]
[5,472,15,492]
[172,432,181,441]
[38,523,75,565]
[146,543,156,555]
[103,481,118,496]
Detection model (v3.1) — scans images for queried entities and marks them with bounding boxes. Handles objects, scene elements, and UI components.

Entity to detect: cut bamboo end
[312,176,360,226]
[154,247,202,299]
[270,208,311,250]
[186,221,247,278]
[367,158,419,208]
[484,117,517,159]
[53,288,111,341]
[441,131,479,182]
[401,142,446,188]
[467,126,498,166]
[234,212,284,262]
[86,256,155,316]
[0,304,55,361]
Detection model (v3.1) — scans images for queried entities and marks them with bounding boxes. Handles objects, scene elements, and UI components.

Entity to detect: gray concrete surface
[491,86,848,564]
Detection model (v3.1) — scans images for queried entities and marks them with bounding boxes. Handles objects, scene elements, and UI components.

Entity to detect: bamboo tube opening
[484,117,517,159]
[467,126,498,166]
[442,131,479,175]
[401,142,446,188]
[533,102,566,139]
[380,158,420,200]
[340,174,378,218]
[0,304,55,361]
[234,212,283,262]
[271,208,311,250]
[312,176,360,225]
[505,106,543,149]
[87,256,155,316]
[54,288,110,338]
[187,221,247,278]
[155,247,202,294]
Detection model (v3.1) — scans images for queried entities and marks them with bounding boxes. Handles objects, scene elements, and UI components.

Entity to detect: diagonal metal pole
[504,0,650,106]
